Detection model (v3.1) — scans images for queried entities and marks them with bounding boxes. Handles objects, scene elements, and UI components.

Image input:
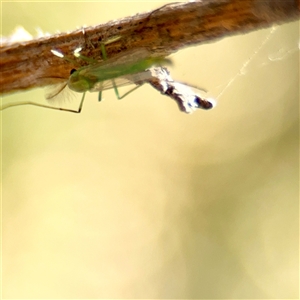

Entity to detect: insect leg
[111,78,144,100]
[1,92,86,113]
[76,36,121,65]
[98,91,103,102]
[100,36,121,60]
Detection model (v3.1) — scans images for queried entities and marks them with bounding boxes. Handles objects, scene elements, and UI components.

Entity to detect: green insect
[1,37,172,112]
[65,44,172,113]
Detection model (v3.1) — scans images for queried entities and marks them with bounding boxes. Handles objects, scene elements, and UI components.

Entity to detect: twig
[1,0,299,95]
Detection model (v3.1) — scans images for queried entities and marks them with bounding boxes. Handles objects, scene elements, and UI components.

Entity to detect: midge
[1,36,172,112]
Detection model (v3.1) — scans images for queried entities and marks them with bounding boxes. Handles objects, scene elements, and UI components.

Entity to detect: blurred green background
[1,1,299,298]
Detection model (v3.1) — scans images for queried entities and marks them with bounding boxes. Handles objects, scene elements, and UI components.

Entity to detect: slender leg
[116,85,143,100]
[98,91,103,102]
[1,92,86,113]
[111,79,143,100]
[100,42,108,60]
[76,36,121,63]
[100,37,143,100]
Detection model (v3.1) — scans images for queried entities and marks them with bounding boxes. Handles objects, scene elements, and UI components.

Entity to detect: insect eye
[70,69,77,75]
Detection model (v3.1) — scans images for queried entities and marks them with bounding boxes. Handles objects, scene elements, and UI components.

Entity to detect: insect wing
[89,48,152,70]
[89,70,153,92]
[44,81,82,106]
[80,48,170,83]
[44,82,68,100]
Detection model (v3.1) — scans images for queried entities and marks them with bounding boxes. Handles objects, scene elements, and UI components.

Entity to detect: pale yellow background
[1,1,299,298]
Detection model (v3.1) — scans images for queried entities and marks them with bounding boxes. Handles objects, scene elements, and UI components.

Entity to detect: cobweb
[212,24,299,101]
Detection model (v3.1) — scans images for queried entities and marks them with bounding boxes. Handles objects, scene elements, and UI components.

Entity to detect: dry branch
[0,0,299,95]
